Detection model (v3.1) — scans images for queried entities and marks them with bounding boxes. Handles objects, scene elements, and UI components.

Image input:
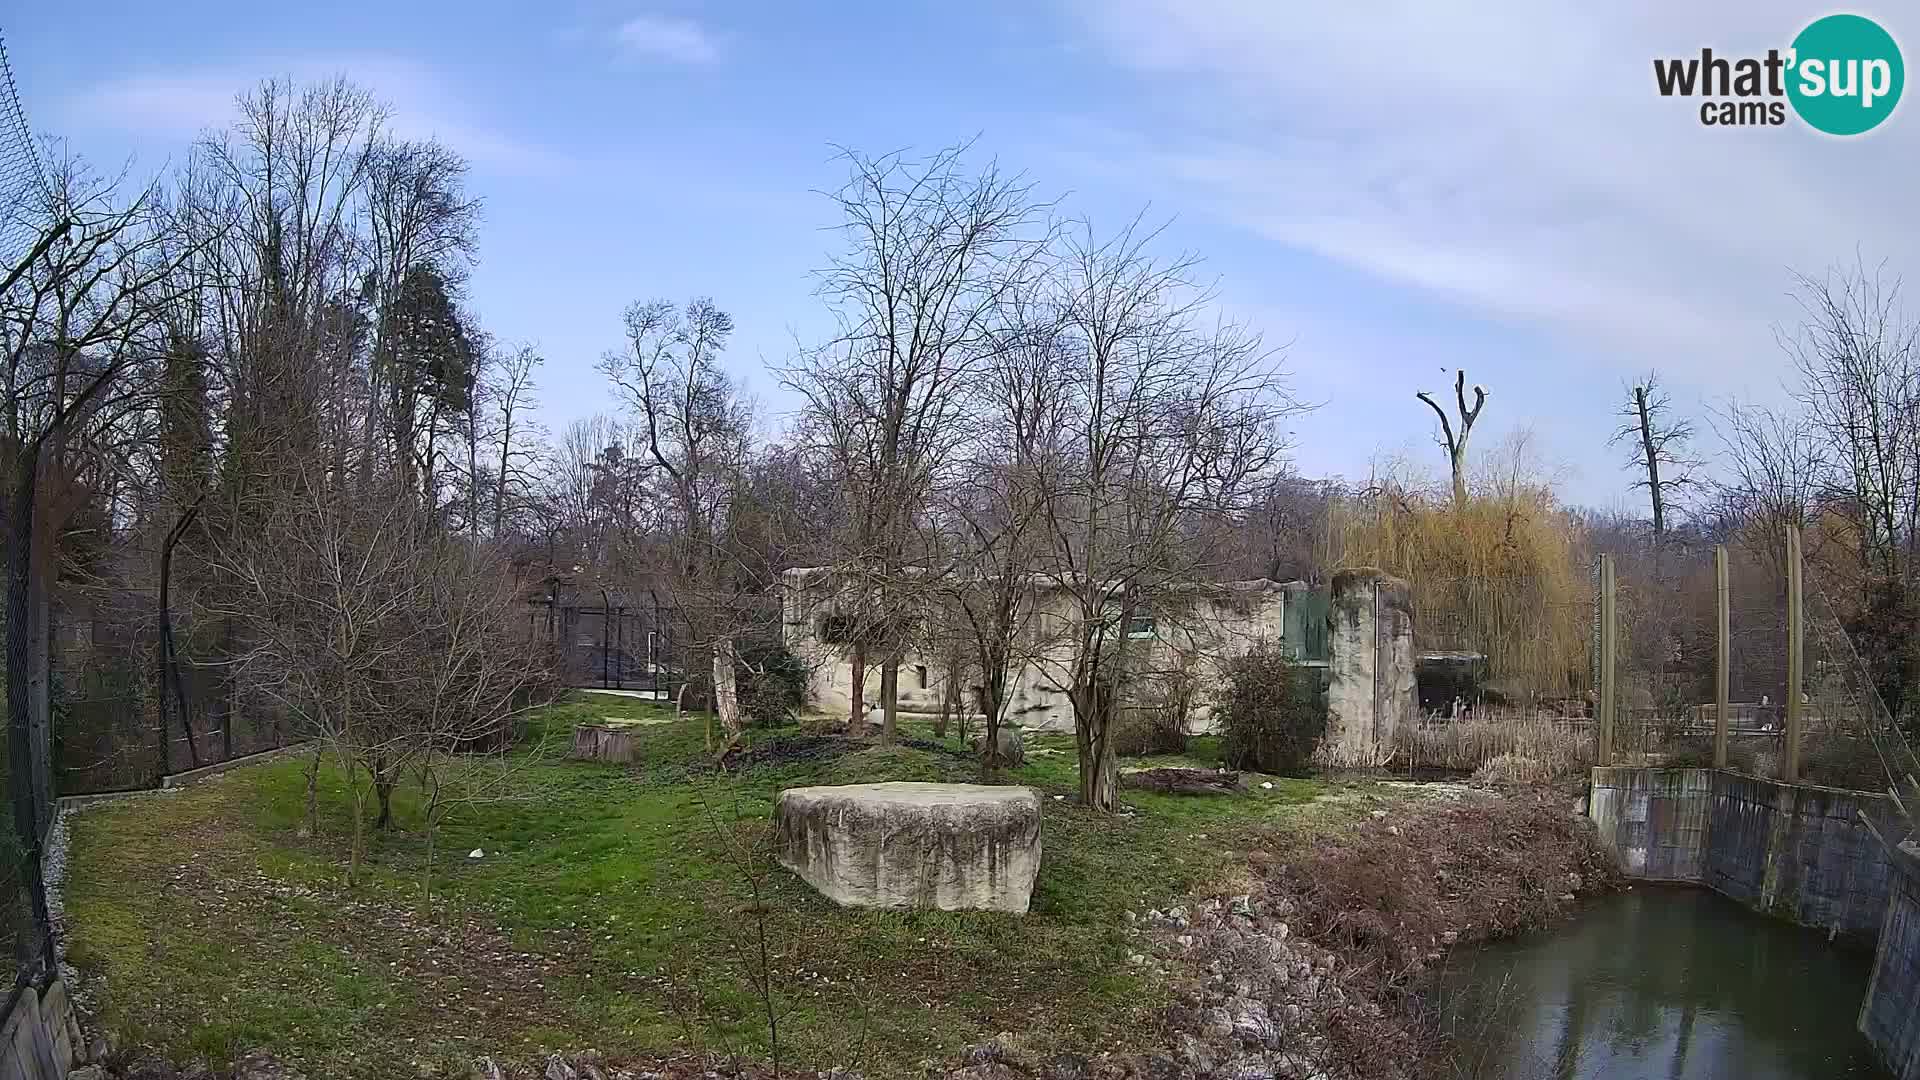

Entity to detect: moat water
[1435,886,1891,1079]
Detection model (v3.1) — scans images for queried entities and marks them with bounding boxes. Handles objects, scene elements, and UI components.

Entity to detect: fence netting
[53,598,295,793]
[1607,530,1918,791]
[1392,529,1920,798]
[0,34,44,270]
[0,28,56,1007]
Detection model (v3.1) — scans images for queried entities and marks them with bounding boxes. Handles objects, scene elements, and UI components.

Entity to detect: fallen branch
[1120,767,1245,796]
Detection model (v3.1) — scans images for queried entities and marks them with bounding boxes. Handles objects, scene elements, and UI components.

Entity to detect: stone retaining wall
[0,976,81,1079]
[1587,766,1711,881]
[1704,772,1893,940]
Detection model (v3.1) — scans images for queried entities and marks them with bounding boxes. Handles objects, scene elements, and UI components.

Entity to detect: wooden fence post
[1599,553,1617,766]
[1715,544,1730,769]
[1785,523,1804,783]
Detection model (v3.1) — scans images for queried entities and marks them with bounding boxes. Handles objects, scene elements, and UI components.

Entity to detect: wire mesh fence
[1583,526,1919,794]
[0,28,59,1009]
[1390,528,1920,797]
[53,628,297,794]
[0,33,45,269]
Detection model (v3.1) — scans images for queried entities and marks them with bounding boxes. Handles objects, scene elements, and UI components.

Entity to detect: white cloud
[616,15,721,65]
[63,56,575,178]
[1066,0,1920,387]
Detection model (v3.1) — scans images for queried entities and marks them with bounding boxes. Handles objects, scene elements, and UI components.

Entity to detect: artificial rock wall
[1321,568,1414,768]
[773,782,1044,913]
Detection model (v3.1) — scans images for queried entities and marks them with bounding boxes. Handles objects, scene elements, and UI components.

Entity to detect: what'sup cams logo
[1654,13,1903,134]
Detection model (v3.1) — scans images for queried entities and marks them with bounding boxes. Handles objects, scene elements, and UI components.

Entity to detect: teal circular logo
[1788,14,1904,135]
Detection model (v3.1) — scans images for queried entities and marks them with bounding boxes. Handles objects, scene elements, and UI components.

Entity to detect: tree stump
[571,724,605,760]
[570,724,636,764]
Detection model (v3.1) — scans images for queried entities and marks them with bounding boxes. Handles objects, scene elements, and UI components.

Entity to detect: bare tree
[1417,369,1487,509]
[207,466,549,881]
[1762,261,1920,719]
[483,343,544,539]
[1708,397,1822,540]
[1781,262,1920,586]
[1610,374,1698,541]
[1031,220,1301,810]
[784,142,1051,742]
[599,298,756,742]
[922,287,1066,769]
[1225,472,1341,585]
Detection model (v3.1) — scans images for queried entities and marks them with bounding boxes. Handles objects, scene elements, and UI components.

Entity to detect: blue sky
[9,1,1918,510]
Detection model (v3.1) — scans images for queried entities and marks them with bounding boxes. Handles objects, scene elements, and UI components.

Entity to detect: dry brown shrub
[1263,790,1619,982]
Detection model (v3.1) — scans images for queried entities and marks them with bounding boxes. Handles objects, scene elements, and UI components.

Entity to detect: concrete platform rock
[774,782,1043,913]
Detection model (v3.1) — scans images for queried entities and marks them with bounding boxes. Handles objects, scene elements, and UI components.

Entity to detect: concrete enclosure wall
[1703,772,1893,940]
[780,567,1303,733]
[1321,568,1414,768]
[1588,767,1892,942]
[1862,848,1920,1080]
[1587,767,1712,881]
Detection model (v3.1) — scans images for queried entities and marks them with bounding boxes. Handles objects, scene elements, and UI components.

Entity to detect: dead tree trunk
[1633,385,1666,539]
[1416,370,1488,509]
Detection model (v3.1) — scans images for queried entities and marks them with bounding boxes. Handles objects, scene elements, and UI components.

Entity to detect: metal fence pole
[599,588,612,690]
[1715,544,1730,769]
[1785,523,1804,783]
[1599,553,1617,766]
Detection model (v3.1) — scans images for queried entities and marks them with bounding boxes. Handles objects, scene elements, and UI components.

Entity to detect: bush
[1797,735,1887,791]
[737,639,811,728]
[1218,642,1326,774]
[1114,667,1195,757]
[1113,710,1188,757]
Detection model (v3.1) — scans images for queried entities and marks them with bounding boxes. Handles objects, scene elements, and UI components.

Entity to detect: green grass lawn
[61,695,1367,1078]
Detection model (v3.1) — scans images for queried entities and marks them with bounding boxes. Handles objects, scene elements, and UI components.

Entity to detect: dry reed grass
[1394,714,1593,778]
[1471,752,1554,786]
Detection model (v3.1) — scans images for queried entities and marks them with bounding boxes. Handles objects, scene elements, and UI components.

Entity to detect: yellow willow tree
[1335,444,1589,702]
